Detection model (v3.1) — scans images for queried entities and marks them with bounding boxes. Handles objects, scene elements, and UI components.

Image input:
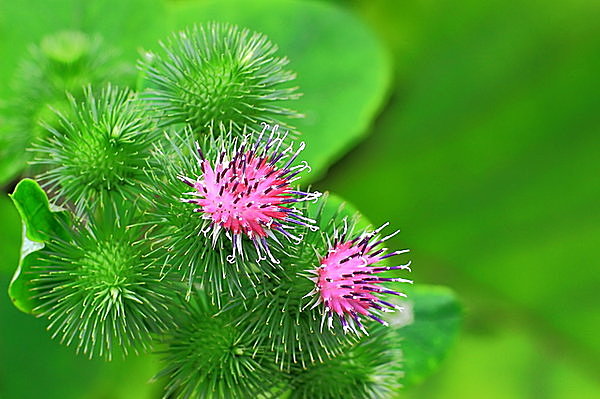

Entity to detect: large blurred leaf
[322,0,600,383]
[392,285,462,388]
[8,179,72,314]
[166,0,392,180]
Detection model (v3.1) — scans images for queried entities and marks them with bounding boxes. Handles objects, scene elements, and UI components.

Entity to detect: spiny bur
[140,22,301,135]
[156,289,285,398]
[34,84,158,215]
[31,209,173,360]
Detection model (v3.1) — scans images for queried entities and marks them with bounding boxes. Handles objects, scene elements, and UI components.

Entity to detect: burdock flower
[306,221,412,334]
[179,123,321,264]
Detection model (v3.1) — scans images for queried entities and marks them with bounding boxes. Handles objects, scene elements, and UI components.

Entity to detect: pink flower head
[306,221,412,334]
[179,124,320,263]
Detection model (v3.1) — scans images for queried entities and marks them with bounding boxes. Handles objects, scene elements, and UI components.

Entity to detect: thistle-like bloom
[179,124,320,263]
[307,221,412,334]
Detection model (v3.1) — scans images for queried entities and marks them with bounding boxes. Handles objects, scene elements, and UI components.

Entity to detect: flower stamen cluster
[179,124,320,263]
[307,221,412,334]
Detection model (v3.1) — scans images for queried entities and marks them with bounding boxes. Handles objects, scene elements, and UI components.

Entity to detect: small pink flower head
[179,123,320,263]
[307,221,412,334]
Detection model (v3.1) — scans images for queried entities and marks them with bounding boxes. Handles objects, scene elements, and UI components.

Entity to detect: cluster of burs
[10,23,412,398]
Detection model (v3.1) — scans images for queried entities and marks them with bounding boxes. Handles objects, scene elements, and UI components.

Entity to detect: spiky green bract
[140,22,300,135]
[5,31,128,170]
[30,208,174,360]
[34,84,158,215]
[235,195,361,370]
[286,327,403,399]
[156,289,284,399]
[142,127,283,302]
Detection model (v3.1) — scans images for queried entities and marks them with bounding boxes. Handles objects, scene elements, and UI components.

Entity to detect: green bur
[34,84,158,215]
[156,289,284,398]
[140,22,300,135]
[31,209,174,360]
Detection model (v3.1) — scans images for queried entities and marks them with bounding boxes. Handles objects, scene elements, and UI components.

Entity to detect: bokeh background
[1,0,598,398]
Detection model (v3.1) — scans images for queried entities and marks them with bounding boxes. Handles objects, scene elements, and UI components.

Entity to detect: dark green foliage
[156,289,284,398]
[286,328,402,399]
[34,84,158,215]
[140,22,300,135]
[31,208,174,360]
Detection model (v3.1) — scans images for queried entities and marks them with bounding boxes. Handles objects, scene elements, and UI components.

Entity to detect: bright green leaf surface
[166,0,392,180]
[392,285,462,388]
[8,179,71,314]
[9,179,70,242]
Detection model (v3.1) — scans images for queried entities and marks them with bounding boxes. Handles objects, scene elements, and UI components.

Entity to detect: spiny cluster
[9,21,414,399]
[140,22,300,134]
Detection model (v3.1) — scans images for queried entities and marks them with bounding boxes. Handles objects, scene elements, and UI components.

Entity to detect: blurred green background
[1,0,598,398]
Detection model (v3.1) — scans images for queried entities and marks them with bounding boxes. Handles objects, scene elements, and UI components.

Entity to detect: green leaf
[391,285,462,388]
[166,0,392,180]
[9,179,70,242]
[315,191,373,231]
[0,193,21,275]
[8,179,71,314]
